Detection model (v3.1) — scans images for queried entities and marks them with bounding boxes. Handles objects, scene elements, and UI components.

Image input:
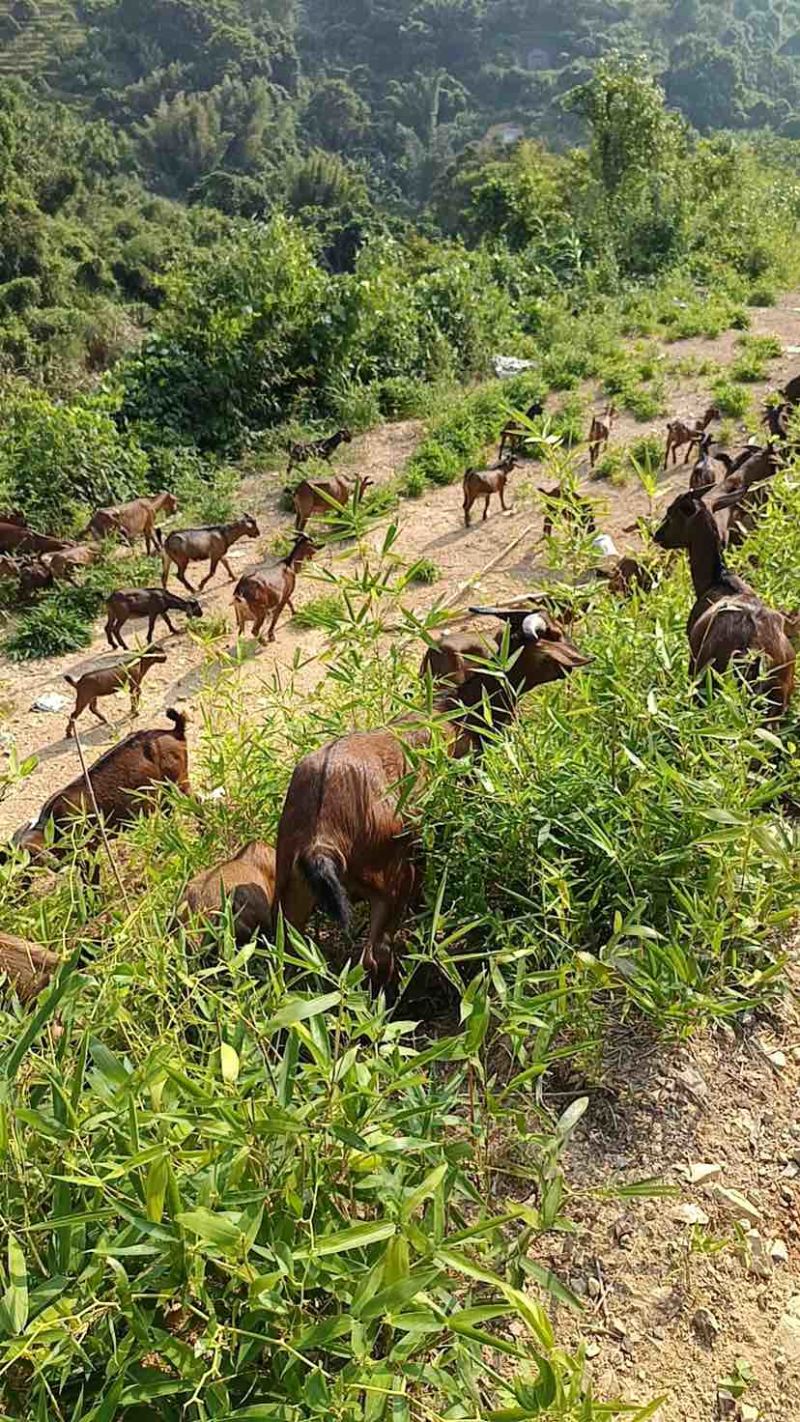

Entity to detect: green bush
[398,464,429,497]
[377,374,432,419]
[0,385,148,533]
[402,556,440,584]
[292,591,347,627]
[5,601,92,660]
[748,282,777,307]
[712,378,750,418]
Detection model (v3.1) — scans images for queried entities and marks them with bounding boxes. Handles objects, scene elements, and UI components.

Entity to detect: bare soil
[1,297,800,1420]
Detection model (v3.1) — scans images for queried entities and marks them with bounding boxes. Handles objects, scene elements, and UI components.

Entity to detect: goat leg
[198,561,218,590]
[89,699,110,726]
[221,556,235,581]
[161,612,178,635]
[177,567,196,593]
[483,496,490,521]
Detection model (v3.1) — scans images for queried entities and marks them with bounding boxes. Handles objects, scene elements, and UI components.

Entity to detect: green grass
[3,475,800,1415]
[712,378,751,418]
[291,590,347,627]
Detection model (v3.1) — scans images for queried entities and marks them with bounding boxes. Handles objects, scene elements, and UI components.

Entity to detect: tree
[303,79,371,153]
[665,36,748,131]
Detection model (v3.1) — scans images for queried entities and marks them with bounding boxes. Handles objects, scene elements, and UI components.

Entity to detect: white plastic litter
[31,692,69,714]
[593,533,618,558]
[492,355,535,379]
[197,785,227,804]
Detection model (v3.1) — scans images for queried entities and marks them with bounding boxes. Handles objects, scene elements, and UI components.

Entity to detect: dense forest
[1,0,800,525]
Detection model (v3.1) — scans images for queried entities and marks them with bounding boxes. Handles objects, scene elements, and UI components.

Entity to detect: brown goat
[276,610,590,990]
[605,557,657,597]
[292,475,373,532]
[47,545,99,580]
[420,629,497,686]
[0,522,72,556]
[64,649,168,738]
[0,932,61,1002]
[498,400,544,459]
[162,516,260,592]
[588,403,616,469]
[17,558,54,597]
[462,456,516,527]
[181,841,276,947]
[233,534,317,643]
[105,587,203,650]
[5,709,190,869]
[653,489,794,720]
[538,484,597,540]
[286,428,353,477]
[712,446,779,548]
[84,491,178,555]
[663,406,720,468]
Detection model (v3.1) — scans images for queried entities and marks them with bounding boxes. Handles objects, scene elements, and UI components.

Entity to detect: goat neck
[685,502,728,599]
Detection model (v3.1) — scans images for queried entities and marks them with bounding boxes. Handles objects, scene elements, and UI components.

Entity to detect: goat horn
[521,612,547,640]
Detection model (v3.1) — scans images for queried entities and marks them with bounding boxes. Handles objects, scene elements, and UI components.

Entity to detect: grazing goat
[0,522,72,556]
[498,400,544,459]
[605,557,657,597]
[286,428,352,477]
[47,545,99,580]
[292,475,373,532]
[105,587,202,649]
[233,533,317,643]
[84,491,178,555]
[64,649,167,738]
[653,489,794,720]
[181,841,276,947]
[588,403,616,469]
[420,629,497,687]
[276,610,590,991]
[663,406,720,468]
[17,558,54,597]
[0,932,60,1002]
[538,484,597,540]
[161,516,259,592]
[462,455,516,527]
[5,710,190,869]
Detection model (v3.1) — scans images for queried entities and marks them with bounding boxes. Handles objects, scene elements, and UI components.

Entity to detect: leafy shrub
[590,447,626,483]
[292,591,347,627]
[0,385,148,532]
[403,556,440,584]
[327,376,382,432]
[398,464,428,497]
[377,375,432,419]
[748,283,777,307]
[5,601,92,659]
[628,433,664,478]
[712,379,750,418]
[550,394,585,447]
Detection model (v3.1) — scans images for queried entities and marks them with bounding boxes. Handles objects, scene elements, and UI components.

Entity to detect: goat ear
[711,487,745,512]
[539,637,593,669]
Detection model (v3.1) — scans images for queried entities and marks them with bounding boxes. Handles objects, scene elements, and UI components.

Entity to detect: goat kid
[663,406,720,468]
[588,403,616,469]
[538,484,597,540]
[162,516,260,592]
[276,610,590,991]
[653,488,794,720]
[233,533,317,643]
[498,400,544,459]
[181,841,276,947]
[286,428,352,477]
[462,455,516,527]
[105,587,202,649]
[64,649,167,738]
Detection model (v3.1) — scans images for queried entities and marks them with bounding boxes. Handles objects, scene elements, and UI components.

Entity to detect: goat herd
[1,382,799,1002]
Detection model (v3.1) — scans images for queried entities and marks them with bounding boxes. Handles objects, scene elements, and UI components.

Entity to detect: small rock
[741,1229,772,1280]
[609,1317,627,1340]
[768,1049,788,1069]
[770,1238,789,1263]
[585,1341,600,1359]
[669,1202,710,1226]
[711,1186,761,1225]
[691,1306,720,1345]
[777,1295,800,1363]
[740,1405,759,1422]
[687,1161,722,1185]
[717,1389,736,1416]
[31,691,69,713]
[586,1276,601,1299]
[674,1065,708,1100]
[571,1276,588,1297]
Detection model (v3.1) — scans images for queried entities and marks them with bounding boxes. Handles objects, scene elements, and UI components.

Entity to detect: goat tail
[298,852,352,931]
[64,674,77,687]
[166,708,188,739]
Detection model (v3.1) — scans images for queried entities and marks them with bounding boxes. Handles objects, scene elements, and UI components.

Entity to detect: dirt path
[0,296,798,838]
